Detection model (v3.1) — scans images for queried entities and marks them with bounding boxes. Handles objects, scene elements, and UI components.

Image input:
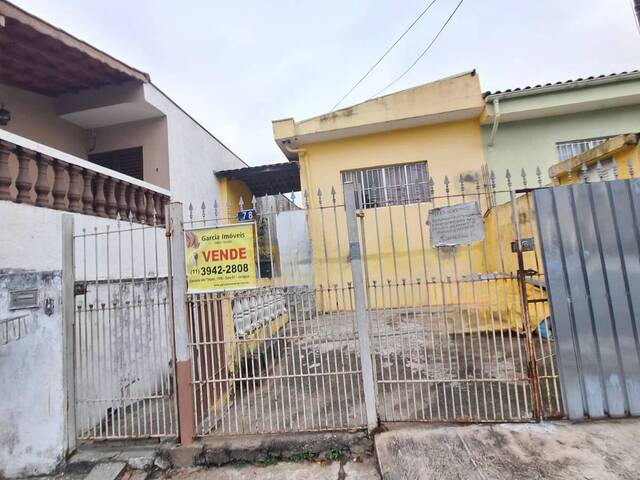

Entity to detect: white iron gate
[73,215,177,440]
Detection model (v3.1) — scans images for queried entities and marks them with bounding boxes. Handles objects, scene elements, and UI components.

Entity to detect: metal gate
[182,198,368,435]
[180,170,561,438]
[535,178,640,420]
[73,214,177,440]
[351,172,561,423]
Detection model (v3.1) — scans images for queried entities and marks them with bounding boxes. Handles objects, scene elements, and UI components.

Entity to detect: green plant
[327,447,343,461]
[262,455,279,466]
[287,452,313,462]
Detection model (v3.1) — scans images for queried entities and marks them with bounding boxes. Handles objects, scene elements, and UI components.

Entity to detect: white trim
[0,128,171,197]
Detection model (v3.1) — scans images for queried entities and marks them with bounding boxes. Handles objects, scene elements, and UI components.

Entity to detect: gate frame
[344,181,379,432]
[166,201,196,445]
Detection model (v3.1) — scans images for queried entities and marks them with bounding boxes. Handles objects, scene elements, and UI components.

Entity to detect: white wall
[0,203,68,478]
[144,84,247,214]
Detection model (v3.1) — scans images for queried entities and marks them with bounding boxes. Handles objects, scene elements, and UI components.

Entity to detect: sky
[12,0,640,166]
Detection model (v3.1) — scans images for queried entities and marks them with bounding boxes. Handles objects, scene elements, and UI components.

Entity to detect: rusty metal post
[510,190,543,421]
[166,202,195,445]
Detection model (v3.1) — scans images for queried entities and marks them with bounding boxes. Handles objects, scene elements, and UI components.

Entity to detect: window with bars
[555,137,609,162]
[341,162,430,209]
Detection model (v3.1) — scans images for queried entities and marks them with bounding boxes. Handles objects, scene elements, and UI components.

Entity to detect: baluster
[15,147,36,204]
[52,160,68,209]
[159,195,168,224]
[127,184,137,220]
[135,187,146,223]
[94,173,107,217]
[105,178,118,218]
[67,165,83,212]
[81,169,95,215]
[153,193,162,224]
[34,154,52,207]
[116,181,128,217]
[145,190,155,223]
[0,140,13,201]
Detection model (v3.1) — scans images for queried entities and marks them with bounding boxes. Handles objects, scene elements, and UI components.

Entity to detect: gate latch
[511,237,535,252]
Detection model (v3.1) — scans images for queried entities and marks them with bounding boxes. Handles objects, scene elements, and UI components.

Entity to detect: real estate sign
[184,223,257,293]
[428,201,485,247]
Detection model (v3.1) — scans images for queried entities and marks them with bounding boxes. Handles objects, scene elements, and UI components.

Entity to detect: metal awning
[216,162,300,197]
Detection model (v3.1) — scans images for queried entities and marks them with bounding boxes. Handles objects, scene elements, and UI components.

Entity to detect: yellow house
[272,71,490,310]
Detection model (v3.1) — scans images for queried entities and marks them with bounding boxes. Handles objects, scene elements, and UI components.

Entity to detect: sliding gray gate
[535,179,640,420]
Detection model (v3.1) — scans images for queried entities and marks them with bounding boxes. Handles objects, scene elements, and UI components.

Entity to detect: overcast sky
[13,0,640,166]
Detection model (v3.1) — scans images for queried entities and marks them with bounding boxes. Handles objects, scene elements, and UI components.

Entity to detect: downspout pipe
[488,97,500,147]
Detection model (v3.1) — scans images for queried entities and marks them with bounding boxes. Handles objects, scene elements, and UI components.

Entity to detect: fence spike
[596,160,604,181]
[188,202,194,222]
[290,191,296,205]
[226,200,232,218]
[444,176,450,196]
[317,188,323,205]
[612,161,619,179]
[330,186,336,204]
[536,166,543,187]
[521,168,527,187]
[428,177,435,198]
[458,174,465,194]
[201,201,206,221]
[489,170,496,190]
[303,189,310,209]
[213,200,219,219]
[628,158,635,178]
[581,162,589,183]
[239,196,244,211]
[505,169,512,189]
[252,195,257,209]
[474,172,481,193]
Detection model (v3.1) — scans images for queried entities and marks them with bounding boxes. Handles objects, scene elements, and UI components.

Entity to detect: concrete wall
[92,117,170,189]
[0,202,70,478]
[482,104,640,191]
[1,83,88,158]
[144,84,247,215]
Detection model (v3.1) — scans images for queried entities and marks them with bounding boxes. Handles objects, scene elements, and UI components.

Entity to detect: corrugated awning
[216,162,300,197]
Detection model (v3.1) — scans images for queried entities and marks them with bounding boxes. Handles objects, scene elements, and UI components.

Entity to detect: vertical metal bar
[510,188,543,421]
[344,181,378,432]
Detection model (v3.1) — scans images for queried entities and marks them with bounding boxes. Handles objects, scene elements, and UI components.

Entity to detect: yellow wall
[297,119,489,310]
[218,178,253,221]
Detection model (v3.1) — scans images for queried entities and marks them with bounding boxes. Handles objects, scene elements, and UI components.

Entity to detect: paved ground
[151,456,380,480]
[375,419,640,480]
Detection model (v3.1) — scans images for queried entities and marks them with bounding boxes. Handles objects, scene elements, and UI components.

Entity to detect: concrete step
[84,462,127,480]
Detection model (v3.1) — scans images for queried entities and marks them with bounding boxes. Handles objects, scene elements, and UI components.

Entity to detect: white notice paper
[428,201,485,247]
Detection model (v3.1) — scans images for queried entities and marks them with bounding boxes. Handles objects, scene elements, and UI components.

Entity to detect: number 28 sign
[184,223,257,293]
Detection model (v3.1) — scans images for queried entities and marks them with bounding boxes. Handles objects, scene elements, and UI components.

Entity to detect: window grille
[342,162,429,209]
[555,138,609,162]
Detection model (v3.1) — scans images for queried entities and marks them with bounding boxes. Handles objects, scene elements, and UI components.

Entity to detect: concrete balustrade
[0,133,170,224]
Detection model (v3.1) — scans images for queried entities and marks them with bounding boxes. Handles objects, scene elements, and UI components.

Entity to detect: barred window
[342,162,430,209]
[555,137,609,162]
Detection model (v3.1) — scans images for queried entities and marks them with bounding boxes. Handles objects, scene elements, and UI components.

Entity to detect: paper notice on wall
[428,201,485,247]
[184,223,257,293]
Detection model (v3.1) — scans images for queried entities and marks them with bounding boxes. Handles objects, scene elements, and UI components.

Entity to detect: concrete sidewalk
[375,419,640,479]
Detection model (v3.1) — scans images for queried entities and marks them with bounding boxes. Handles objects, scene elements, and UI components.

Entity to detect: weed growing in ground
[287,452,314,462]
[327,448,343,461]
